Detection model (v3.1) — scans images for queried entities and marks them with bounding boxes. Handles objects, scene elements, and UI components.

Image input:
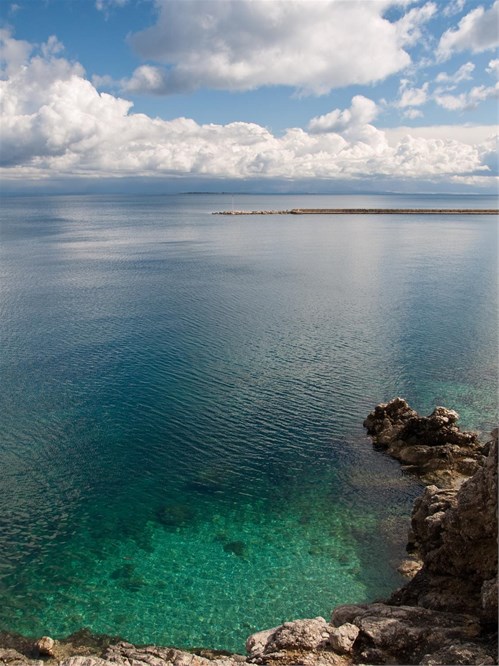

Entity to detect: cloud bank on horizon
[0,0,498,192]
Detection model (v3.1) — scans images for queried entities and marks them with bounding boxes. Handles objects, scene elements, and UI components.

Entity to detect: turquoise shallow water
[0,193,497,651]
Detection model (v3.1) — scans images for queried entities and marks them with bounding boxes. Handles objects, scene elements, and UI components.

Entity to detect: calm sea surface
[0,193,497,651]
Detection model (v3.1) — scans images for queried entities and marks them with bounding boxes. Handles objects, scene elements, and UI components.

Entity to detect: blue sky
[1,0,498,193]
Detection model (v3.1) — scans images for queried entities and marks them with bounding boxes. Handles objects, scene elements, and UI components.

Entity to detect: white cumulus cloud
[1,30,496,187]
[486,58,499,76]
[442,0,467,17]
[396,80,429,108]
[0,27,32,75]
[403,108,424,119]
[438,0,499,60]
[394,2,437,47]
[95,0,128,11]
[307,96,379,134]
[123,0,422,96]
[123,64,171,94]
[435,82,499,110]
[436,62,475,86]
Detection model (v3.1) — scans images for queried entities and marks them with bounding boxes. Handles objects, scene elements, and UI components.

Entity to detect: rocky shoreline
[1,399,497,666]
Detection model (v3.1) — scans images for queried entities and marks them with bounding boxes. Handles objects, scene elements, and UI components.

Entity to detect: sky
[0,0,498,194]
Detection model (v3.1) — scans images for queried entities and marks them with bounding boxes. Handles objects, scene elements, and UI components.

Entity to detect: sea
[0,193,497,652]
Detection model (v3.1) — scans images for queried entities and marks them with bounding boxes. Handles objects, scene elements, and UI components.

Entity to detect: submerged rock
[156,503,196,529]
[223,541,247,558]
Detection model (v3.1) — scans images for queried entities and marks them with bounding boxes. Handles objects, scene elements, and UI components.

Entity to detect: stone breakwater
[213,210,292,215]
[213,208,499,215]
[1,400,497,666]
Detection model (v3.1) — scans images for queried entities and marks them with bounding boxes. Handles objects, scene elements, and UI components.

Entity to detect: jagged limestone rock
[363,397,485,487]
[246,618,333,658]
[0,649,43,666]
[327,623,359,654]
[34,638,56,659]
[392,429,498,621]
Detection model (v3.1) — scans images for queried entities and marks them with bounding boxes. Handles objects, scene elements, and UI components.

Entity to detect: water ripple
[0,193,497,651]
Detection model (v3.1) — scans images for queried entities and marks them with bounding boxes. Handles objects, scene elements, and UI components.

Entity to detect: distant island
[213,208,499,215]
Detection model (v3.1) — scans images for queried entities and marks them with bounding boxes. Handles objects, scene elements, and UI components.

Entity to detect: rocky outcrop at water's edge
[362,397,487,488]
[1,399,497,666]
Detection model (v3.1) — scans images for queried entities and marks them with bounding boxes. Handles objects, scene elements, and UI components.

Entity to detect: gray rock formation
[330,602,487,664]
[34,639,56,659]
[0,648,43,666]
[363,397,486,487]
[2,401,496,666]
[246,617,328,656]
[391,427,498,622]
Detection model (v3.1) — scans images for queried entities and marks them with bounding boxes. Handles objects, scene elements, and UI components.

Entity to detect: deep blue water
[0,193,497,651]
